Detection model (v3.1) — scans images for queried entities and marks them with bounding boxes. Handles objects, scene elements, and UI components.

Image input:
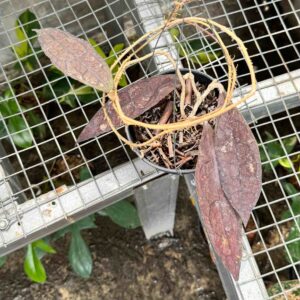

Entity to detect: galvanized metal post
[134,174,179,239]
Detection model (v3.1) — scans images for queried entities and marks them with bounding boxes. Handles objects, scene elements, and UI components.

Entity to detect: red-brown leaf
[195,123,243,280]
[36,28,113,92]
[77,74,180,142]
[214,108,262,226]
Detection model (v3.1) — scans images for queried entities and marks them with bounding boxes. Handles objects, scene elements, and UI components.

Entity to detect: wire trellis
[0,0,300,299]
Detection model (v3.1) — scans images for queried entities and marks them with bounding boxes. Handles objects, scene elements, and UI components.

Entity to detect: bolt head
[0,219,9,230]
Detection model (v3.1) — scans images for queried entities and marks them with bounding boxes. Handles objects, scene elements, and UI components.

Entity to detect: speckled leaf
[36,28,113,92]
[195,123,242,280]
[77,74,179,142]
[215,108,262,226]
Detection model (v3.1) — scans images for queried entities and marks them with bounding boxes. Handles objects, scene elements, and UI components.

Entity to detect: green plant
[268,280,300,299]
[2,200,140,283]
[0,88,46,148]
[259,132,297,173]
[282,182,300,221]
[80,166,141,230]
[52,215,96,278]
[42,69,99,108]
[169,27,221,65]
[0,255,7,268]
[281,182,300,264]
[98,200,141,229]
[24,239,56,283]
[13,9,41,71]
[2,8,129,149]
[51,198,140,279]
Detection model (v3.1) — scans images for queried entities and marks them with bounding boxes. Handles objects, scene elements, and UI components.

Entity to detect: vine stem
[102,16,256,149]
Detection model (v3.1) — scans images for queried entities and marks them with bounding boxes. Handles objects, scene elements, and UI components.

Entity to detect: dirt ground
[0,180,225,300]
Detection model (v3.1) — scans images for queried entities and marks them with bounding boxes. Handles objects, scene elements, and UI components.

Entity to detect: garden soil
[0,179,225,300]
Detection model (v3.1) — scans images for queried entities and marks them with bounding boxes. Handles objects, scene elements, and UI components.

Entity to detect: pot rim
[125,68,216,175]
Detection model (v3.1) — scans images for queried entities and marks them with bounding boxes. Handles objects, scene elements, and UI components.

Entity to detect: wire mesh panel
[1,0,300,298]
[165,1,300,299]
[0,0,164,253]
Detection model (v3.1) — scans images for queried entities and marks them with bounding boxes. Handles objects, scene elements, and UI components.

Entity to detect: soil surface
[0,180,225,300]
[133,79,218,171]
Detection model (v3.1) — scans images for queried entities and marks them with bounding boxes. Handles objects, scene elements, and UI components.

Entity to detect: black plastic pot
[125,68,216,175]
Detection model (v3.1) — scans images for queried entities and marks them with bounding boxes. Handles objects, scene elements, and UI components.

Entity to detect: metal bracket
[134,174,179,239]
[0,162,21,232]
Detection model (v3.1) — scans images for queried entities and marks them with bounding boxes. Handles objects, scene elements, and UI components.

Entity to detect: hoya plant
[35,0,262,280]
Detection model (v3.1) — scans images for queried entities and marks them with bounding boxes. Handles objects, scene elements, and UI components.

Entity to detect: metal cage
[1,0,300,299]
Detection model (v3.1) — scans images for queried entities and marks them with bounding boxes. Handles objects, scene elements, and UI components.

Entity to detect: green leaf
[59,94,77,108]
[27,110,46,140]
[74,86,94,96]
[0,121,6,138]
[88,38,106,59]
[97,210,107,217]
[119,74,128,87]
[52,226,71,241]
[106,43,125,66]
[260,133,297,172]
[286,225,300,263]
[0,256,7,268]
[51,216,96,278]
[283,182,300,200]
[24,244,47,283]
[68,230,92,278]
[0,99,20,117]
[14,26,28,58]
[279,157,293,169]
[118,74,128,87]
[43,77,76,107]
[176,39,221,65]
[8,115,32,148]
[268,280,300,297]
[79,166,92,181]
[52,215,97,241]
[32,239,56,254]
[44,78,70,99]
[44,76,97,107]
[169,27,180,40]
[14,10,40,58]
[262,141,282,162]
[73,86,97,105]
[72,215,97,231]
[100,199,141,229]
[17,10,40,41]
[112,63,127,87]
[282,182,300,221]
[283,135,298,154]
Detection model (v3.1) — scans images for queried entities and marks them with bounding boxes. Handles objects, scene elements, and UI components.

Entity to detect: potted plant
[35,0,262,280]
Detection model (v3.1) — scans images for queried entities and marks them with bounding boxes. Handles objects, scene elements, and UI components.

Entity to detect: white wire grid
[0,0,163,255]
[0,0,300,298]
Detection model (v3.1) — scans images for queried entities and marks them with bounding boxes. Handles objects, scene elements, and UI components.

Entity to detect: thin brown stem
[158,148,172,168]
[167,135,174,158]
[185,78,192,105]
[155,101,173,135]
[175,156,193,168]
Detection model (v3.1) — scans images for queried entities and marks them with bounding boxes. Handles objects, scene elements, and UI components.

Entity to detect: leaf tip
[241,214,250,227]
